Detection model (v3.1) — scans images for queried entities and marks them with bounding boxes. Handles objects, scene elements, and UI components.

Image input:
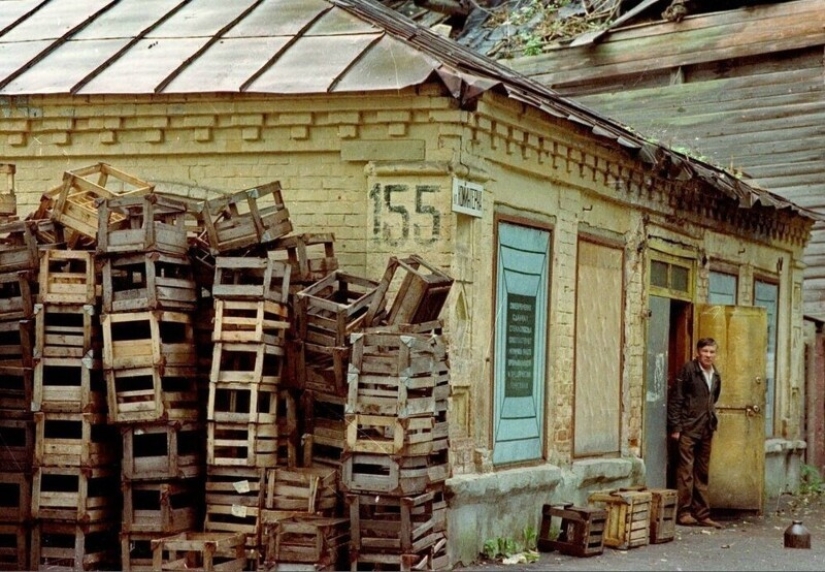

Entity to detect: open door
[697,304,767,513]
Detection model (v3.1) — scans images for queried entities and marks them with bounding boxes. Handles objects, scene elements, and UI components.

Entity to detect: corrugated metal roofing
[0,0,818,222]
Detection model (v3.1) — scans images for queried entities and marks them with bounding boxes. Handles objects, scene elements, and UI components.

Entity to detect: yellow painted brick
[39,118,74,131]
[375,110,412,123]
[100,130,117,145]
[232,114,264,127]
[8,133,26,147]
[338,125,357,139]
[290,126,309,140]
[241,127,261,141]
[0,119,30,133]
[326,111,361,124]
[194,127,212,142]
[277,113,313,126]
[52,132,71,146]
[130,116,169,129]
[182,115,217,128]
[88,117,122,130]
[387,123,407,137]
[145,129,164,144]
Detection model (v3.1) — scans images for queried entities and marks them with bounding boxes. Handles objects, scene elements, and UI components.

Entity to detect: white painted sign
[452,178,483,218]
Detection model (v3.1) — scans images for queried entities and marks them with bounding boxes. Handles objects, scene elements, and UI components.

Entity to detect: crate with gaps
[96,192,196,257]
[151,531,247,572]
[33,354,106,413]
[300,391,347,469]
[295,341,350,397]
[32,465,120,523]
[345,413,448,457]
[0,163,17,219]
[0,471,31,522]
[268,233,338,286]
[0,220,40,272]
[208,382,295,427]
[102,252,198,313]
[122,421,204,481]
[212,298,289,345]
[204,466,265,511]
[31,520,118,572]
[203,501,263,559]
[295,271,382,348]
[649,488,677,544]
[263,466,338,515]
[0,415,34,468]
[196,181,292,255]
[207,420,293,469]
[37,249,98,305]
[537,503,607,557]
[121,531,162,572]
[587,488,652,550]
[0,365,32,412]
[341,451,450,496]
[0,316,34,368]
[102,310,196,371]
[264,515,349,569]
[211,256,290,303]
[50,162,154,241]
[347,488,443,556]
[105,365,200,425]
[209,341,285,386]
[34,302,100,359]
[122,479,201,534]
[0,522,28,572]
[0,270,35,320]
[34,411,119,468]
[366,255,453,327]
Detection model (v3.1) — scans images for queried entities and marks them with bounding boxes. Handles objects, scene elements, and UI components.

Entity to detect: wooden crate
[268,233,337,285]
[122,479,201,533]
[34,411,119,467]
[347,489,442,554]
[649,488,677,544]
[300,390,347,469]
[345,414,447,456]
[151,531,247,572]
[97,192,193,257]
[0,315,34,369]
[207,421,292,469]
[205,466,265,510]
[37,249,98,305]
[0,415,34,468]
[588,488,652,550]
[0,270,34,321]
[212,299,289,345]
[0,220,40,272]
[295,271,382,348]
[101,310,196,371]
[0,522,28,572]
[296,342,350,397]
[34,302,100,359]
[366,255,453,327]
[209,341,285,385]
[211,256,290,303]
[105,365,199,425]
[31,520,118,571]
[197,181,293,255]
[102,251,198,313]
[0,365,32,411]
[537,503,606,557]
[341,452,449,496]
[263,466,338,514]
[121,531,163,572]
[0,471,31,521]
[32,465,120,523]
[208,382,294,426]
[122,421,204,480]
[266,516,349,567]
[32,354,106,413]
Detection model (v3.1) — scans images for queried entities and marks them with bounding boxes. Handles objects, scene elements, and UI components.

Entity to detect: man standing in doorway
[668,337,723,528]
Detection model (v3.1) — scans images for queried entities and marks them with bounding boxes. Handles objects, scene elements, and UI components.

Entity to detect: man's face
[697,345,717,369]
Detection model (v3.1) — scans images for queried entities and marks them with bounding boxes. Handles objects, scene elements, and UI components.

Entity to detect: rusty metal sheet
[1,0,112,42]
[0,40,50,79]
[72,0,183,39]
[145,0,259,38]
[225,0,330,37]
[247,34,381,94]
[2,38,129,94]
[77,37,209,94]
[331,35,437,93]
[164,37,290,93]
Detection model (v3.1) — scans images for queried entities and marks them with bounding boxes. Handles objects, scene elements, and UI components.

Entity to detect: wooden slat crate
[300,390,346,469]
[295,271,382,348]
[211,256,290,303]
[587,488,652,550]
[102,251,198,313]
[151,531,247,572]
[205,466,265,510]
[263,466,338,514]
[96,192,193,257]
[212,299,289,345]
[265,516,349,567]
[297,342,350,396]
[345,414,448,456]
[0,270,35,321]
[122,421,204,480]
[649,488,677,544]
[197,181,293,255]
[0,415,34,468]
[0,163,16,219]
[209,341,285,385]
[341,452,449,496]
[347,489,443,554]
[208,382,294,426]
[0,220,40,272]
[122,479,201,533]
[105,365,199,425]
[37,249,98,305]
[102,310,196,371]
[34,411,119,468]
[537,503,607,557]
[0,365,32,411]
[34,302,99,359]
[203,502,263,558]
[0,470,31,521]
[32,465,120,523]
[365,255,453,327]
[121,531,163,572]
[207,421,289,469]
[31,520,118,571]
[0,316,34,368]
[33,354,106,413]
[268,233,338,285]
[0,522,28,572]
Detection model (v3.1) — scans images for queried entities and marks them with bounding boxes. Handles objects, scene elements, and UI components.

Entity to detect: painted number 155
[369,183,441,246]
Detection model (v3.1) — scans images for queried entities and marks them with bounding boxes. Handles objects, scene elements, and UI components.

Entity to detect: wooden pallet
[102,251,198,313]
[31,520,118,572]
[341,452,449,496]
[211,256,291,303]
[34,411,119,467]
[0,270,35,321]
[587,488,652,550]
[265,516,349,567]
[209,341,285,385]
[122,421,204,480]
[263,466,338,514]
[268,233,338,285]
[537,503,607,557]
[0,365,32,412]
[345,414,447,456]
[0,415,34,469]
[34,302,100,359]
[0,471,31,522]
[212,299,289,345]
[151,531,247,572]
[32,354,106,413]
[105,365,200,425]
[122,479,201,533]
[208,382,294,426]
[0,220,40,272]
[37,249,98,305]
[97,192,193,257]
[101,310,196,371]
[0,522,28,572]
[649,488,677,544]
[32,465,120,523]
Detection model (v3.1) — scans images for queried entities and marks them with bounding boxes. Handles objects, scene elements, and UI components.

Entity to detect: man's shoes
[696,517,723,529]
[677,514,698,526]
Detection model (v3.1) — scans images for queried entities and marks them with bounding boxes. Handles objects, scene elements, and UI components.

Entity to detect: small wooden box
[122,421,204,480]
[0,365,33,412]
[101,251,198,313]
[0,270,35,321]
[0,471,31,522]
[268,233,338,285]
[537,503,606,557]
[151,531,246,572]
[341,452,449,496]
[366,255,453,327]
[209,341,285,386]
[122,479,201,533]
[32,520,118,572]
[34,302,100,359]
[32,465,120,523]
[211,256,291,303]
[347,489,442,554]
[37,249,98,305]
[0,522,28,572]
[588,488,652,550]
[266,515,349,566]
[105,365,199,425]
[212,299,289,345]
[101,310,196,371]
[34,411,119,468]
[0,220,40,272]
[649,488,677,544]
[33,354,106,413]
[264,466,338,514]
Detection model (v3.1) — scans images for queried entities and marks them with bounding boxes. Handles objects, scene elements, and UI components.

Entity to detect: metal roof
[0,0,818,223]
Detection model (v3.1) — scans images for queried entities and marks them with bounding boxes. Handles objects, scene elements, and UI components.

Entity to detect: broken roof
[0,0,817,222]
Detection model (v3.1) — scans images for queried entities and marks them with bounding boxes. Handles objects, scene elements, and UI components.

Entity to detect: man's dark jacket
[667,358,721,437]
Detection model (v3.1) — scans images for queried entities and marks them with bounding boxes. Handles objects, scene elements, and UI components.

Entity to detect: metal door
[645,295,670,488]
[698,304,767,512]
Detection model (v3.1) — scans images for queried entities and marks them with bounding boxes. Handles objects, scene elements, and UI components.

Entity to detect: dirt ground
[457,493,825,571]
